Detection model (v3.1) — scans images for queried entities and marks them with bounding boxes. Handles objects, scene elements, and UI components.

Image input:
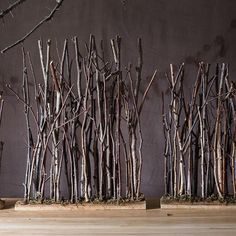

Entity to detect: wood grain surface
[0,199,235,235]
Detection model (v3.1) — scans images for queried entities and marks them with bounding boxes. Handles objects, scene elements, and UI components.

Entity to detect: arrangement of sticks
[8,36,157,203]
[162,62,236,199]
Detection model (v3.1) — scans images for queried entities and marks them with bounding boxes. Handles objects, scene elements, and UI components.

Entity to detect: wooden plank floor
[0,199,236,235]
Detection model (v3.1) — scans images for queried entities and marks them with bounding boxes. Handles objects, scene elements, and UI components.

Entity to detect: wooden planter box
[160,197,236,209]
[15,200,146,211]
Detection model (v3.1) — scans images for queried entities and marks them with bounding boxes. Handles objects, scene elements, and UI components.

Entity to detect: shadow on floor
[1,198,20,210]
[146,198,160,209]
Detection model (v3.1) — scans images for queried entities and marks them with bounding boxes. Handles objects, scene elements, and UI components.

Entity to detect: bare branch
[138,69,158,114]
[1,0,64,53]
[0,0,27,19]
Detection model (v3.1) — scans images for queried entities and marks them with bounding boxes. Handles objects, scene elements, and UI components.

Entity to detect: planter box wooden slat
[15,200,146,211]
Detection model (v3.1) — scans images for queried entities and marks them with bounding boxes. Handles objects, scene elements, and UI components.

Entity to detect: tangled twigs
[163,62,236,200]
[9,36,156,203]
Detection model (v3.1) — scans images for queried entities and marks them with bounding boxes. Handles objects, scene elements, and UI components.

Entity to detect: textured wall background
[0,0,236,197]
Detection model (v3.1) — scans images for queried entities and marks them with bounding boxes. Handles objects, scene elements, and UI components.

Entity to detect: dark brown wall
[0,0,236,197]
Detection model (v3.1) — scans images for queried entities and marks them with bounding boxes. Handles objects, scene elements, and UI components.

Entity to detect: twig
[0,0,27,19]
[138,70,158,114]
[1,0,64,53]
[6,84,39,129]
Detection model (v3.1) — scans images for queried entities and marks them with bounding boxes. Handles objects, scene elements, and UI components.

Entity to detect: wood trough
[160,197,236,209]
[15,200,146,211]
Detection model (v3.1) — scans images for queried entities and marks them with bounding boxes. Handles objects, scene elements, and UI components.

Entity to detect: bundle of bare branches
[162,63,236,200]
[8,35,157,203]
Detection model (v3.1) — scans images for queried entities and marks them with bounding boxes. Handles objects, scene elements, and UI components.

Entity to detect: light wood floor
[0,199,236,235]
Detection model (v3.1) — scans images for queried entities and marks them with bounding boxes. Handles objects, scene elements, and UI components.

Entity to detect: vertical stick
[22,47,34,202]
